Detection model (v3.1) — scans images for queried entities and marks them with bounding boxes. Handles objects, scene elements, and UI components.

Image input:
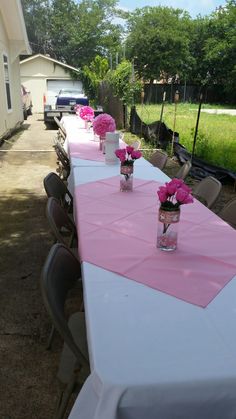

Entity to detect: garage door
[46,79,83,108]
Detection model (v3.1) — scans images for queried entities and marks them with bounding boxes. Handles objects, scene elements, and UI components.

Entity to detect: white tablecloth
[61,116,236,419]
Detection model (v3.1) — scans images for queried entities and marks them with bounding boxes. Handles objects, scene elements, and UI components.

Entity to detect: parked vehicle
[21,85,33,120]
[44,89,89,124]
[56,89,89,109]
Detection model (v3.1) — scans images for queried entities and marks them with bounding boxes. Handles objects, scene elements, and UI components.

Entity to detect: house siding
[0,11,23,139]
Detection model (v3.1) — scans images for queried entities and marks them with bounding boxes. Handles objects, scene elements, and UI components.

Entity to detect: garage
[46,79,83,108]
[20,53,83,112]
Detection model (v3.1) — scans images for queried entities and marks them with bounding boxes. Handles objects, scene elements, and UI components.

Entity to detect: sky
[118,0,226,18]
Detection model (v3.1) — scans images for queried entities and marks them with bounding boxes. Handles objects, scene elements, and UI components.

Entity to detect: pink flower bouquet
[115,146,142,164]
[157,179,194,250]
[75,104,82,115]
[79,106,94,121]
[157,178,194,210]
[93,113,116,137]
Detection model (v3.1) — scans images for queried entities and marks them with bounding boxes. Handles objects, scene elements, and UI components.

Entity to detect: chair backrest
[175,160,192,180]
[46,197,77,247]
[40,243,87,367]
[218,198,236,228]
[54,116,67,137]
[43,172,73,211]
[149,150,168,170]
[54,142,70,178]
[193,176,222,208]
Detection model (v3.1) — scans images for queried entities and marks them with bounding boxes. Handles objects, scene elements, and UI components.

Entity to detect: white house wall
[0,11,23,139]
[20,56,81,112]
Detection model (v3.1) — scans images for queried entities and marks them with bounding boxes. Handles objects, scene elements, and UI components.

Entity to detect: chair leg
[46,325,56,350]
[54,375,77,419]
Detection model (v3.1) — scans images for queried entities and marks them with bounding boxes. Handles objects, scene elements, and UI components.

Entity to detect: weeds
[134,104,236,171]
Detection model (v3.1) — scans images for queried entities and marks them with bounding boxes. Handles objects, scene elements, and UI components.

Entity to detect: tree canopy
[125,0,236,90]
[22,0,236,99]
[21,0,123,68]
[125,6,193,83]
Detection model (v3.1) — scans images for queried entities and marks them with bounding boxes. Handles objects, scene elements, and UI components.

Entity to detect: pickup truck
[44,89,89,124]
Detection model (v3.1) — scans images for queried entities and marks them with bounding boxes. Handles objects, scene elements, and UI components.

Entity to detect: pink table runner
[63,115,127,162]
[75,176,236,307]
[68,131,105,162]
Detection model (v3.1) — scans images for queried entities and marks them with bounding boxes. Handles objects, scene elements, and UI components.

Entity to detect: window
[3,54,12,110]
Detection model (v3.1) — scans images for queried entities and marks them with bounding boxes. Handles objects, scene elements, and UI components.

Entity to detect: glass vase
[156,206,180,251]
[99,135,106,153]
[120,162,134,192]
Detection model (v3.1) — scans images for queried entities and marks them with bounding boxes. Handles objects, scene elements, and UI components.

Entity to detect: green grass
[132,103,236,172]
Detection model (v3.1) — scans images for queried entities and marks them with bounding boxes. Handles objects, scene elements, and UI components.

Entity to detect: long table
[62,116,236,419]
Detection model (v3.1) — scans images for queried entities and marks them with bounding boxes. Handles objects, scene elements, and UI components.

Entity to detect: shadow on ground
[0,191,64,419]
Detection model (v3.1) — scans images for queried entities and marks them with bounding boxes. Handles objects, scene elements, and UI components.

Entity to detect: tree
[22,0,123,68]
[106,60,141,106]
[21,0,53,54]
[81,55,109,102]
[125,6,193,83]
[188,0,236,99]
[203,0,236,89]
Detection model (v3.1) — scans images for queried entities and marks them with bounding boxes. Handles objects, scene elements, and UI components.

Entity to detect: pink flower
[157,186,168,203]
[79,106,94,121]
[157,178,194,208]
[131,150,142,159]
[180,183,192,194]
[115,149,126,162]
[126,146,134,155]
[114,146,142,164]
[166,178,184,193]
[93,113,116,136]
[176,188,193,204]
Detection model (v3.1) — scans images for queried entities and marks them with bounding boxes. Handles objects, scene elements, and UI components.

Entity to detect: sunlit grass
[133,103,236,171]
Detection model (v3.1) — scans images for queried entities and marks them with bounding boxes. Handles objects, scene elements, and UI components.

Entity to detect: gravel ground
[0,114,235,419]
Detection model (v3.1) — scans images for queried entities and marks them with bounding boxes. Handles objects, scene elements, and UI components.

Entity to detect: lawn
[130,103,236,172]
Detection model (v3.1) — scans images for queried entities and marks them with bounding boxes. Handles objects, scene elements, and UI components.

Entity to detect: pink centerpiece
[115,146,142,164]
[115,146,142,192]
[93,113,116,152]
[79,106,94,121]
[157,178,194,251]
[93,113,116,137]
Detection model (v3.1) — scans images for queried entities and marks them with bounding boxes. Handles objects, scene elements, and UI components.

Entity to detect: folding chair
[54,116,67,137]
[54,142,70,180]
[218,198,236,229]
[149,149,168,170]
[193,176,222,208]
[43,172,73,213]
[175,160,192,180]
[40,243,89,419]
[46,197,77,248]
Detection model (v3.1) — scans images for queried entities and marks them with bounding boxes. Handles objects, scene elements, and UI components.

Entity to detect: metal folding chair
[218,198,236,228]
[40,243,89,419]
[149,149,168,170]
[43,172,73,213]
[193,176,222,208]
